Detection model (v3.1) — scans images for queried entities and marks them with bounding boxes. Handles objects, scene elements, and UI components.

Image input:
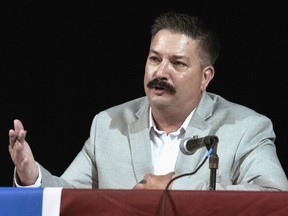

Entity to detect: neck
[151,108,192,134]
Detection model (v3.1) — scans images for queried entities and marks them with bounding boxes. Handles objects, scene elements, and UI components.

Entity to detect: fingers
[132,174,151,189]
[13,119,25,132]
[133,172,177,190]
[9,129,27,145]
[9,132,18,144]
[9,119,27,149]
[143,172,175,182]
[167,171,176,178]
[139,179,147,184]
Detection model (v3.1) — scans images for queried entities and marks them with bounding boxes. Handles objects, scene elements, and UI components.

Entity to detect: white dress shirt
[149,107,195,175]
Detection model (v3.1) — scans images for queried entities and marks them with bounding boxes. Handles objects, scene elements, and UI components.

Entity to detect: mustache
[146,78,176,94]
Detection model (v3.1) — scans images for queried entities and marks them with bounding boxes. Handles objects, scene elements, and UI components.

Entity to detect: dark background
[1,0,287,186]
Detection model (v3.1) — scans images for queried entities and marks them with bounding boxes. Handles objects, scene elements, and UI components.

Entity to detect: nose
[155,60,170,78]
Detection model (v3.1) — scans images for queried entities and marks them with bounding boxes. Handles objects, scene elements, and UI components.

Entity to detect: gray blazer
[40,91,288,190]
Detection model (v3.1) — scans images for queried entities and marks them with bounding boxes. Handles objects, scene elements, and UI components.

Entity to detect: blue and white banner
[0,187,62,216]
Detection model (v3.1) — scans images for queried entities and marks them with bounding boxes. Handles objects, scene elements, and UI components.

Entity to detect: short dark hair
[151,12,220,68]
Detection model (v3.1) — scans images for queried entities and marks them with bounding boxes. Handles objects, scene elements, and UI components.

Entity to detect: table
[1,187,288,215]
[60,189,288,216]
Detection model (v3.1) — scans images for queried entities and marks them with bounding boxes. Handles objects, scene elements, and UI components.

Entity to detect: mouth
[152,85,175,96]
[155,86,164,91]
[154,86,165,94]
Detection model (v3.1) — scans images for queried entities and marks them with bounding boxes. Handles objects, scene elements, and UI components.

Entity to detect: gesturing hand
[133,172,176,190]
[8,119,39,186]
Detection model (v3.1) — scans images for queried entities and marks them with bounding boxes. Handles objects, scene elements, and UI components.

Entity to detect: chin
[149,96,171,108]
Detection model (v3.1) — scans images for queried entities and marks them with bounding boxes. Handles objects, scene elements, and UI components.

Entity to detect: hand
[8,119,39,185]
[133,172,176,190]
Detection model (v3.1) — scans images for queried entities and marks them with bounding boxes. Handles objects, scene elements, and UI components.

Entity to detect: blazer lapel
[128,99,153,182]
[175,92,214,174]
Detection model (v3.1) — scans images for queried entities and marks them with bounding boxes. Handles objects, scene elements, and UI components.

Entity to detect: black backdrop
[1,1,287,186]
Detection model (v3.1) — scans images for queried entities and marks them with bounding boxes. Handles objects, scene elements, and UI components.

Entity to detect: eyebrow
[149,49,188,60]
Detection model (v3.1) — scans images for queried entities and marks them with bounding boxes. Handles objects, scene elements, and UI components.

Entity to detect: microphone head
[180,135,219,155]
[179,137,196,155]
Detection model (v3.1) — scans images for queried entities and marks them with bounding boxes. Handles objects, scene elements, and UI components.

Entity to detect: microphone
[180,135,219,155]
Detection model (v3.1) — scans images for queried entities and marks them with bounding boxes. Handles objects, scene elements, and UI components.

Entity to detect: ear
[201,66,215,92]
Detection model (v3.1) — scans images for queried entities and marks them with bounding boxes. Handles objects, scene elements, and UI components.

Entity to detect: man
[9,12,288,190]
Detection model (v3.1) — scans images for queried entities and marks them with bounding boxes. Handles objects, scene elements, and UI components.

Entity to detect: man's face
[144,29,213,111]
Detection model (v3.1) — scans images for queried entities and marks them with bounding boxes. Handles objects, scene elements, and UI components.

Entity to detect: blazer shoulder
[95,96,149,121]
[206,92,271,121]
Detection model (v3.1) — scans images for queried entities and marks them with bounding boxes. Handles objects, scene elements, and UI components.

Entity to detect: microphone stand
[208,143,219,190]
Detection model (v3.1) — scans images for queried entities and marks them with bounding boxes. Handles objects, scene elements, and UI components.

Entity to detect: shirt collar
[149,106,196,134]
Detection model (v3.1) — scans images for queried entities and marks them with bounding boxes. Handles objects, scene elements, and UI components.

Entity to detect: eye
[173,61,187,69]
[149,56,161,64]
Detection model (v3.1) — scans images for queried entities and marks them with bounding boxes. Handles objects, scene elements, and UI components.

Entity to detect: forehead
[150,29,198,56]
